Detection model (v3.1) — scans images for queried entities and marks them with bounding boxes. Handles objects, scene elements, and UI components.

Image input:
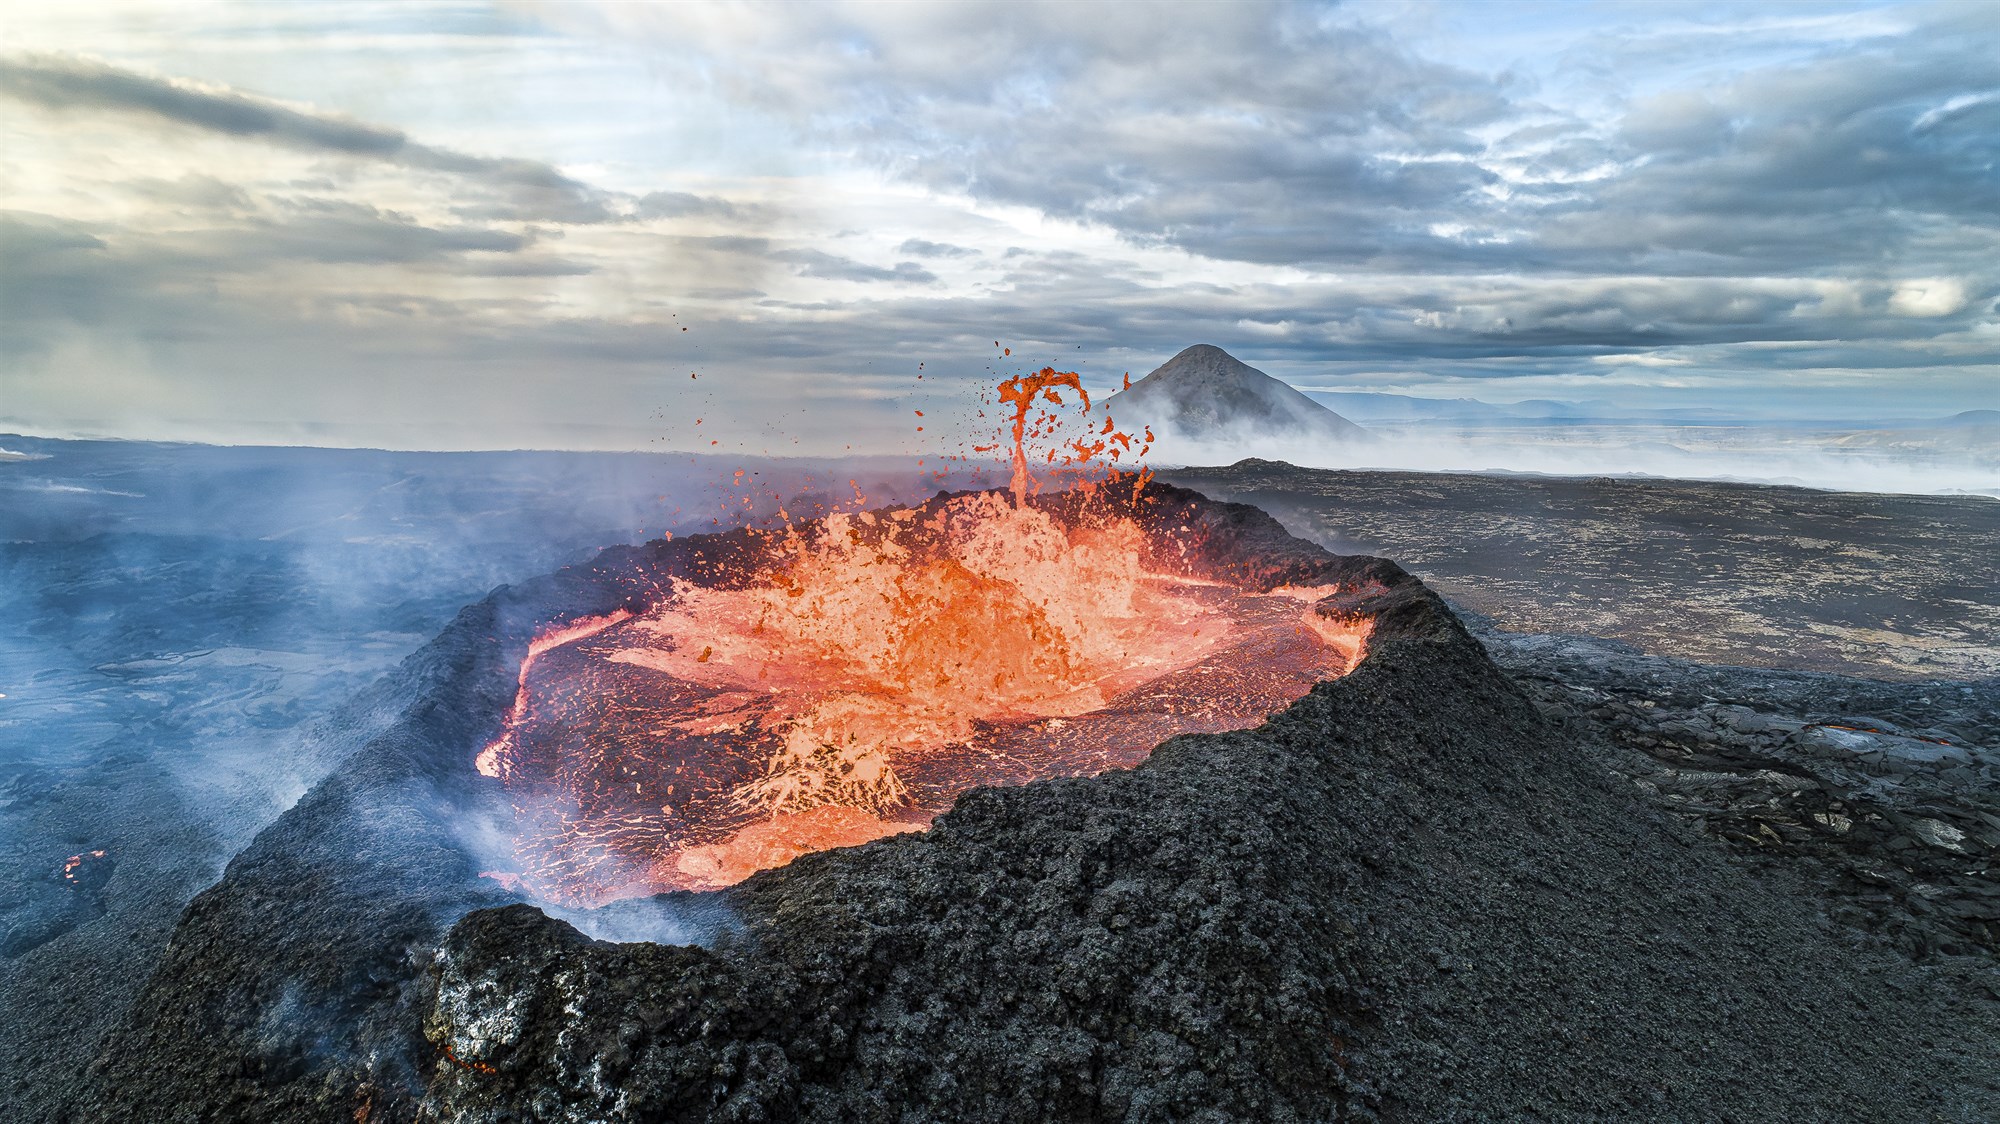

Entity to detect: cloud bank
[0,1,1994,458]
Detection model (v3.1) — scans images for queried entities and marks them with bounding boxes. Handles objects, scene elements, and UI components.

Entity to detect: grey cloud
[579,2,2000,289]
[7,187,1986,455]
[0,213,121,348]
[896,238,976,258]
[0,53,405,153]
[454,255,597,278]
[180,199,529,265]
[8,192,1980,423]
[676,234,772,255]
[0,211,106,257]
[126,175,256,213]
[11,4,2000,448]
[0,199,578,370]
[0,52,616,224]
[773,249,937,284]
[635,191,743,220]
[1558,44,2000,273]
[742,4,1998,383]
[647,4,1516,271]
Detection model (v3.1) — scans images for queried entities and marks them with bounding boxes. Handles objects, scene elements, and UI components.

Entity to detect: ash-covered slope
[1101,345,1368,450]
[81,482,1997,1122]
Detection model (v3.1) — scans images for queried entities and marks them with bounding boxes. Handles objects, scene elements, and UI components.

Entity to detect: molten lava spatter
[477,365,1368,907]
[999,367,1087,503]
[977,366,1153,504]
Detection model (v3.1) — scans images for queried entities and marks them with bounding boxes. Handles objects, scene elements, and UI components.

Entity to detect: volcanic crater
[478,483,1370,906]
[77,477,1997,1122]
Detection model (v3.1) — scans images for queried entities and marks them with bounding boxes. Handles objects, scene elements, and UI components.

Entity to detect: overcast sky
[2,0,1995,452]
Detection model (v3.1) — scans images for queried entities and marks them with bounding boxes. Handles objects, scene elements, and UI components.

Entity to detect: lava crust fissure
[82,481,1997,1123]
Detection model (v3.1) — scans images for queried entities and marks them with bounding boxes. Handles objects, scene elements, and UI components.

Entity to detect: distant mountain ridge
[1100,345,1368,447]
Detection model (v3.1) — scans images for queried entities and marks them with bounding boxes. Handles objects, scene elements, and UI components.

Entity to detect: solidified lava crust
[81,481,2000,1123]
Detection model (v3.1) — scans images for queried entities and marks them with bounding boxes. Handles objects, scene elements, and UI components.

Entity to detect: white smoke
[1144,422,2000,499]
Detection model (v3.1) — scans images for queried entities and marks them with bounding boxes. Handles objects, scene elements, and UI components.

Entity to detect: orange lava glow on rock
[62,849,106,883]
[476,610,633,781]
[476,366,1371,907]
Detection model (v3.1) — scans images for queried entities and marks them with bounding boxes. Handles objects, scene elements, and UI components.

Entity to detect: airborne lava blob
[478,367,1369,906]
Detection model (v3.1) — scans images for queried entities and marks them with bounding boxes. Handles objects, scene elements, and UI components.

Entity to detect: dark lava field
[3,437,1995,1120]
[1167,460,2000,680]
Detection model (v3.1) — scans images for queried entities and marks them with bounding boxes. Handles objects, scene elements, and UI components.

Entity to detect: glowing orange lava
[477,364,1370,907]
[62,849,106,883]
[477,610,633,780]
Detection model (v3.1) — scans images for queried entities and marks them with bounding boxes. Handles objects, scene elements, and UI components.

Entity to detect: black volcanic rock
[1469,622,2000,960]
[80,481,1999,1122]
[1101,345,1368,449]
[418,589,1998,1122]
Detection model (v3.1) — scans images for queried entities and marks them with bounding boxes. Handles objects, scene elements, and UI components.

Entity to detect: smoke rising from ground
[0,436,982,980]
[1143,420,2000,499]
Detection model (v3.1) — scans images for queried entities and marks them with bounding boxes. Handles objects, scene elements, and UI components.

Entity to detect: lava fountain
[476,369,1372,906]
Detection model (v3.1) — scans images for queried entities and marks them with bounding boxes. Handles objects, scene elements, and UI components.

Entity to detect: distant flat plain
[1167,460,2000,681]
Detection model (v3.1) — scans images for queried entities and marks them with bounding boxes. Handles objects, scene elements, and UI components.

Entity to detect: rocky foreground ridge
[1475,617,1999,962]
[77,482,1999,1122]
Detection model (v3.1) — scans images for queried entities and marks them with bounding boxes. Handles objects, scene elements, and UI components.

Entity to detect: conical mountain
[1101,344,1368,447]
